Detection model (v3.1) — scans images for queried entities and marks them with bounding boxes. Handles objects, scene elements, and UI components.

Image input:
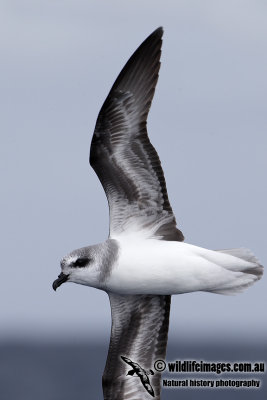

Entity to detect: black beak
[52,272,69,291]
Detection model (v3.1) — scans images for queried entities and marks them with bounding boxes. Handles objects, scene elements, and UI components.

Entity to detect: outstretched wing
[121,356,141,371]
[102,293,171,400]
[140,378,155,398]
[90,27,184,241]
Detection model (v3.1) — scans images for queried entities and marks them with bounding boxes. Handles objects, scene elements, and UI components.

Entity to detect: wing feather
[90,27,184,241]
[102,293,171,400]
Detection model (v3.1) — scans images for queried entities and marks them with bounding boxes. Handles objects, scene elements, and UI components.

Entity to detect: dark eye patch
[73,257,90,268]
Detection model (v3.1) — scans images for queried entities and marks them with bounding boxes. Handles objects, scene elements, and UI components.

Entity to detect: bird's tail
[206,248,263,295]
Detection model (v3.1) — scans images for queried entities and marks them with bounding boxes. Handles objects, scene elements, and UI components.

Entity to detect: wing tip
[143,26,163,49]
[151,26,164,38]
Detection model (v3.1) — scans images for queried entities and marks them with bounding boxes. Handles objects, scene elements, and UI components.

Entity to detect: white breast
[105,238,260,295]
[105,239,211,294]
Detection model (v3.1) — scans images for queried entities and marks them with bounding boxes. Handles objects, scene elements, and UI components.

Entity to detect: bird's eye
[73,257,89,268]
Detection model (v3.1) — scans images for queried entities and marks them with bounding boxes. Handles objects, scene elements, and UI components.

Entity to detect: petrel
[53,27,263,400]
[121,356,155,397]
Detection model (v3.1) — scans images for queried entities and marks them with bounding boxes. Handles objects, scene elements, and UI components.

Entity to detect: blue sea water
[0,341,266,399]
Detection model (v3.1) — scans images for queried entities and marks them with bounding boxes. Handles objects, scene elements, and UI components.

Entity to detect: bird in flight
[53,27,263,400]
[121,356,155,397]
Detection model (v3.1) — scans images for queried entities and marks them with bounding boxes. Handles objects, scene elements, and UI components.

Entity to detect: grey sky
[0,0,266,342]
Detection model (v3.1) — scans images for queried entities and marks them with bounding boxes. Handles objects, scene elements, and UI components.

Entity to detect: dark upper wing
[140,379,155,398]
[90,27,184,241]
[139,372,155,397]
[102,293,171,400]
[121,356,142,372]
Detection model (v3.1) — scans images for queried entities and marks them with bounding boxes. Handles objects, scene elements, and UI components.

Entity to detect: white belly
[105,239,250,295]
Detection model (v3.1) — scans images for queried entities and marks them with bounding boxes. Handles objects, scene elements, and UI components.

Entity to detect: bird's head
[53,245,102,291]
[52,240,118,291]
